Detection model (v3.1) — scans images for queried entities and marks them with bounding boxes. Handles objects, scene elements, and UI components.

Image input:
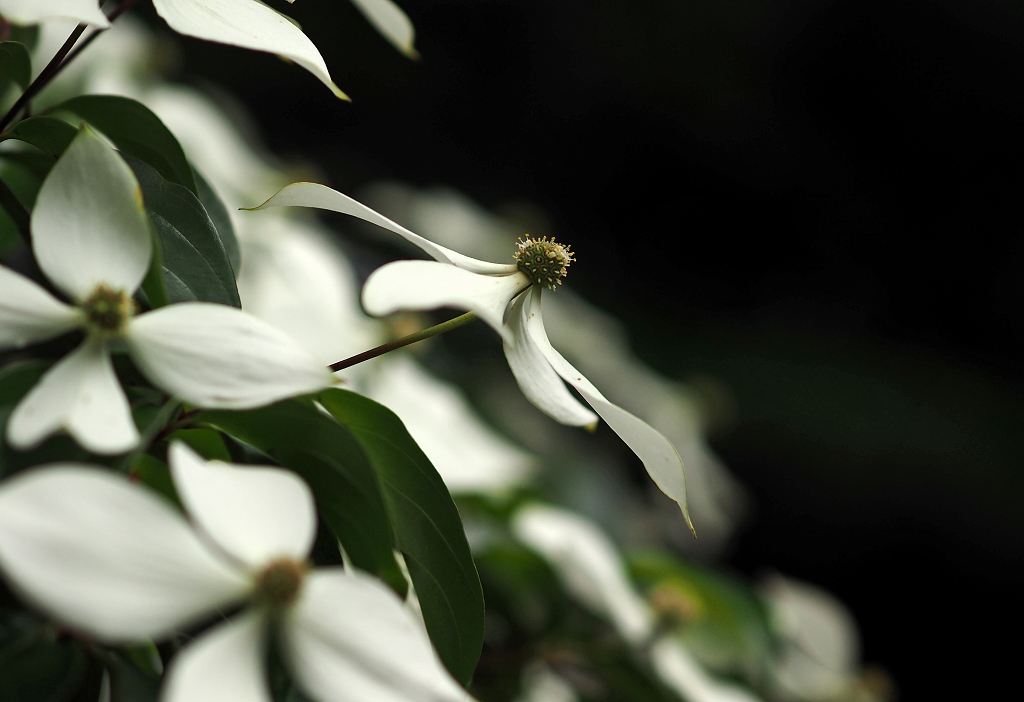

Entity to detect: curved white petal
[0,466,250,642]
[503,292,597,427]
[362,260,529,341]
[282,569,472,702]
[126,303,333,410]
[0,0,109,27]
[248,183,519,275]
[523,289,692,531]
[365,356,533,495]
[162,611,271,702]
[31,127,151,302]
[6,337,139,455]
[511,504,653,646]
[349,0,418,57]
[650,637,764,702]
[169,442,316,569]
[0,266,80,350]
[151,0,345,99]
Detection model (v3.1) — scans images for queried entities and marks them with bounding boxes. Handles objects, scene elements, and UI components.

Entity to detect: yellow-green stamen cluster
[514,236,574,290]
[81,285,134,334]
[253,558,307,609]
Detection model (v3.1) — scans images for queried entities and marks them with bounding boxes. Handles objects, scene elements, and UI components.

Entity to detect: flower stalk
[329,311,477,372]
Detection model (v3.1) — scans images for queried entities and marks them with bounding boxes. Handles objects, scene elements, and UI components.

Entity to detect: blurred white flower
[365,355,533,495]
[0,128,332,453]
[0,0,108,28]
[514,662,579,702]
[252,182,692,528]
[0,442,473,702]
[651,637,764,702]
[349,0,418,58]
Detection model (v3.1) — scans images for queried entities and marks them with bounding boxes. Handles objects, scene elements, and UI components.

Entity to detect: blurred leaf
[0,117,76,158]
[318,389,485,685]
[0,615,88,702]
[194,169,240,276]
[198,400,407,595]
[55,95,197,193]
[0,42,31,92]
[170,427,231,461]
[124,155,241,308]
[128,453,180,507]
[6,26,38,52]
[105,651,159,702]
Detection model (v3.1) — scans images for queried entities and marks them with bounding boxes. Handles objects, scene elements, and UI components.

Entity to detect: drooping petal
[31,127,151,302]
[511,504,654,646]
[0,466,251,643]
[503,292,597,427]
[151,0,346,99]
[650,637,765,702]
[0,266,81,350]
[126,303,334,410]
[0,0,110,27]
[523,289,693,531]
[162,611,272,702]
[282,568,472,702]
[349,0,418,57]
[168,442,316,569]
[247,182,520,275]
[362,260,530,341]
[6,337,139,455]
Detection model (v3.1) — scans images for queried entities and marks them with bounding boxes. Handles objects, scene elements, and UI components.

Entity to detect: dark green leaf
[105,651,159,702]
[0,116,77,158]
[0,42,31,91]
[124,155,240,307]
[56,95,197,193]
[198,400,407,594]
[318,389,485,684]
[0,615,88,702]
[128,453,180,507]
[170,427,231,461]
[195,169,240,276]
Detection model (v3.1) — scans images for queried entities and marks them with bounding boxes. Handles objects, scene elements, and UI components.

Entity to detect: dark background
[139,0,1023,698]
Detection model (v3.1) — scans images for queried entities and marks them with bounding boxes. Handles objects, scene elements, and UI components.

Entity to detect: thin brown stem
[329,312,479,372]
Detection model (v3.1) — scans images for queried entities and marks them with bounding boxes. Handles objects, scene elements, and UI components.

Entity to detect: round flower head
[514,236,574,290]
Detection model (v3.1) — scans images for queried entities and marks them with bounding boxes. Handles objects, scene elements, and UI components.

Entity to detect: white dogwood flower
[0,128,332,454]
[249,182,691,528]
[0,0,109,27]
[0,442,473,702]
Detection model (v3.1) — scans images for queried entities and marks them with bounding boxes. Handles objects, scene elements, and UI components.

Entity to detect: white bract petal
[151,0,346,99]
[282,568,472,702]
[0,0,109,27]
[362,260,530,341]
[650,637,765,702]
[6,337,139,455]
[366,356,533,495]
[31,127,151,302]
[169,442,316,569]
[0,467,250,642]
[524,289,692,531]
[126,302,333,409]
[349,0,418,57]
[503,292,597,427]
[162,611,272,702]
[511,504,653,646]
[249,182,519,275]
[0,266,80,350]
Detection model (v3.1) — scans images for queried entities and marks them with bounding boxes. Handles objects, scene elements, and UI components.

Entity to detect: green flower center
[81,285,134,334]
[514,236,574,290]
[253,558,307,609]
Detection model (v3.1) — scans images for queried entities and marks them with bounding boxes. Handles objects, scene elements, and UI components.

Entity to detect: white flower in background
[0,128,332,454]
[511,503,764,702]
[0,442,473,702]
[0,0,109,27]
[348,0,419,58]
[514,662,579,702]
[366,355,533,495]
[760,574,863,701]
[251,183,692,529]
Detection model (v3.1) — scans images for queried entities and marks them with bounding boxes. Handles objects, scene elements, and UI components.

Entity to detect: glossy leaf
[195,170,240,276]
[197,400,406,595]
[0,117,77,158]
[0,42,31,92]
[318,388,485,684]
[56,95,197,194]
[169,427,231,461]
[125,155,241,308]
